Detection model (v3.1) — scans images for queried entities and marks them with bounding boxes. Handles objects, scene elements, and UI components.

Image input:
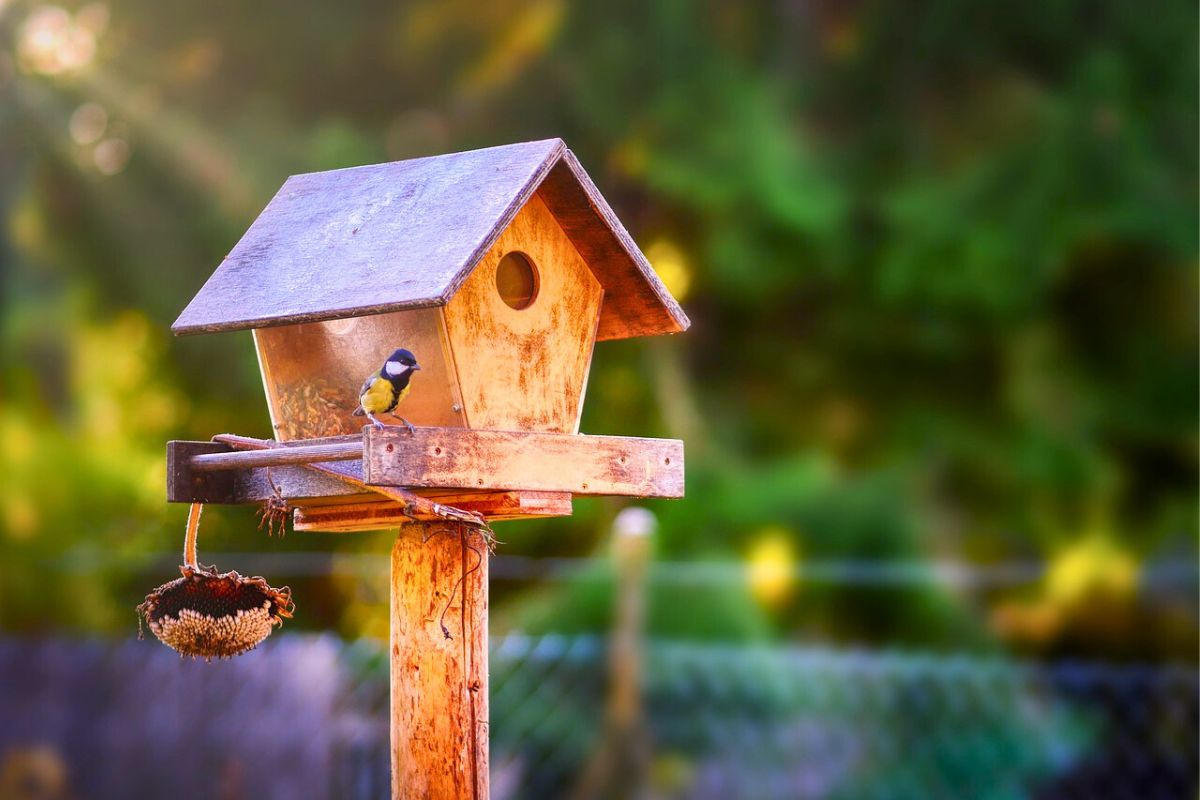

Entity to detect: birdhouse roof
[172,139,689,341]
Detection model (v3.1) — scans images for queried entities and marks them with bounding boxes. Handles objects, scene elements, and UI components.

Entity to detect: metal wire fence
[0,635,1195,799]
[485,634,1199,800]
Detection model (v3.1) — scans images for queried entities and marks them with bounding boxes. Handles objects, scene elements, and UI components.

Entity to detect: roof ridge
[437,139,567,305]
[284,137,565,182]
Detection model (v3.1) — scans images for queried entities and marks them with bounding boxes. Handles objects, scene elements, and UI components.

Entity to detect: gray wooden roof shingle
[172,139,688,341]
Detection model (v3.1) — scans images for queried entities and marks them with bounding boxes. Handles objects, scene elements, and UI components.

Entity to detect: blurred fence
[488,634,1198,800]
[0,635,1195,800]
[112,552,1200,591]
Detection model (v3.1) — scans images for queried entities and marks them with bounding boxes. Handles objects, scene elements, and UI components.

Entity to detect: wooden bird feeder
[166,138,688,797]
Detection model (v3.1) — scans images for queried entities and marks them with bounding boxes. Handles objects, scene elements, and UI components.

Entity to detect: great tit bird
[353,348,421,432]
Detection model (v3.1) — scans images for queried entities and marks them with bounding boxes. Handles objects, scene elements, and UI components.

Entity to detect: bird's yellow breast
[361,376,403,414]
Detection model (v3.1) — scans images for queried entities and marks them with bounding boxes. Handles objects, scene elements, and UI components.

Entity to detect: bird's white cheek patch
[384,361,407,377]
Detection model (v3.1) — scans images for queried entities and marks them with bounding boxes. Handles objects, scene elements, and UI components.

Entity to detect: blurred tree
[0,0,1193,658]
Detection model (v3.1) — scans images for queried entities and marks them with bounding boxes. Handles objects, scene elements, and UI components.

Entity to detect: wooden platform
[168,426,684,530]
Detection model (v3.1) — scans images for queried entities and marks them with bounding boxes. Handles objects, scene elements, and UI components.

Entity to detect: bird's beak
[413,364,422,371]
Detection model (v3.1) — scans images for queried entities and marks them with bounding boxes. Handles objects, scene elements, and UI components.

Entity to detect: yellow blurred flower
[645,238,692,302]
[1045,535,1139,606]
[746,527,798,607]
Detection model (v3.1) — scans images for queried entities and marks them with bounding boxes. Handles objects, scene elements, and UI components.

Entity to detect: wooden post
[573,508,655,799]
[390,523,489,799]
[608,508,652,739]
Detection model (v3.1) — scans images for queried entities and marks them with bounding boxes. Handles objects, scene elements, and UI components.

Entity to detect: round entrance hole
[496,251,539,310]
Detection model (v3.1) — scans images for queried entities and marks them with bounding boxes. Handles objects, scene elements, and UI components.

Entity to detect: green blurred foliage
[0,0,1194,657]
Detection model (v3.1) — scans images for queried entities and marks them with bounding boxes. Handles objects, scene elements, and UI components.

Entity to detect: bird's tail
[352,406,365,417]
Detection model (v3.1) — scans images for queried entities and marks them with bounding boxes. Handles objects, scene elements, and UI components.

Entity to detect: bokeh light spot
[69,102,107,145]
[74,2,108,35]
[93,137,130,175]
[1046,535,1139,605]
[17,5,100,76]
[3,495,39,539]
[747,527,798,607]
[645,238,692,302]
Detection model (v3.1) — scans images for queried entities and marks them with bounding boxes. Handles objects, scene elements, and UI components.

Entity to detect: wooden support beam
[391,524,489,799]
[188,440,362,471]
[364,427,684,498]
[293,491,572,532]
[167,440,365,505]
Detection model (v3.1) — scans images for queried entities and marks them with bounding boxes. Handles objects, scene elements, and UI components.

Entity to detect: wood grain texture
[391,525,488,800]
[442,194,603,433]
[254,307,465,441]
[171,425,684,506]
[171,139,689,342]
[292,491,572,531]
[170,435,574,531]
[364,426,685,497]
[536,152,689,341]
[189,441,362,471]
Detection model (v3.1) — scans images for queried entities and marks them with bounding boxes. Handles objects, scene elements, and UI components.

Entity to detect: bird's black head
[383,348,421,378]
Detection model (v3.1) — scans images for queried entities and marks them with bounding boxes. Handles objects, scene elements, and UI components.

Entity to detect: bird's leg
[384,410,417,435]
[365,411,385,429]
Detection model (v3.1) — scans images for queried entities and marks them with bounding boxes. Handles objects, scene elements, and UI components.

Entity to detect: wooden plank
[391,525,489,799]
[293,491,572,532]
[171,426,684,502]
[442,193,603,433]
[171,436,575,529]
[170,442,516,508]
[168,441,236,504]
[364,427,684,497]
[203,436,505,537]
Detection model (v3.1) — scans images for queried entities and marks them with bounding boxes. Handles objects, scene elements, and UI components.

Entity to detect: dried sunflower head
[138,564,294,660]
